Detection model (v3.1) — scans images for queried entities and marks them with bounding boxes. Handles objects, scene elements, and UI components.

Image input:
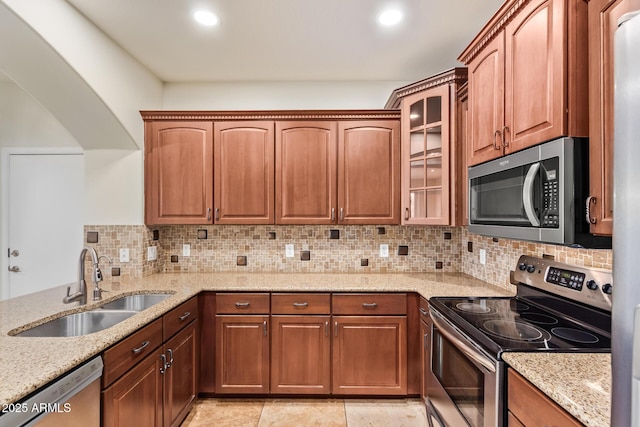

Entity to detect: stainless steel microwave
[468,137,611,248]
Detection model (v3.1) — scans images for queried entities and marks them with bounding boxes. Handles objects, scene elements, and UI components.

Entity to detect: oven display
[546,267,585,291]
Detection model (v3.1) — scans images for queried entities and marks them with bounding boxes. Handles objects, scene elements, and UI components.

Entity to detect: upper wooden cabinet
[386,68,467,225]
[587,0,640,235]
[338,121,400,224]
[144,121,213,225]
[214,121,275,224]
[142,111,400,226]
[276,121,338,224]
[459,0,589,166]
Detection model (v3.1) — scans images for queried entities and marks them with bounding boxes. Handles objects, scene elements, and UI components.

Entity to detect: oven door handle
[522,162,541,227]
[430,309,497,373]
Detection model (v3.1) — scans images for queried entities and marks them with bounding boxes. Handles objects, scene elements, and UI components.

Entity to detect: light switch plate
[147,246,157,261]
[183,244,190,257]
[479,249,486,265]
[380,244,389,258]
[285,244,294,258]
[119,248,129,263]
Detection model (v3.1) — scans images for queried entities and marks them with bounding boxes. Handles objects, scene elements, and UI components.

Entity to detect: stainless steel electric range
[426,255,612,427]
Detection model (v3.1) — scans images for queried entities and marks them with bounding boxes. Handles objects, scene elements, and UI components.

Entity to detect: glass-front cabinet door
[401,84,450,224]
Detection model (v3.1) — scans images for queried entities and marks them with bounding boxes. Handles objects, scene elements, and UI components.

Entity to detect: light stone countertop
[502,352,611,427]
[0,271,512,407]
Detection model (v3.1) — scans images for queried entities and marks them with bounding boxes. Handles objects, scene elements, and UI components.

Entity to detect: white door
[6,153,84,298]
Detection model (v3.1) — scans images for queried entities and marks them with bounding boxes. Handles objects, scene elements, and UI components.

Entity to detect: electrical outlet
[119,248,129,263]
[183,244,190,257]
[147,246,157,261]
[285,244,294,258]
[479,249,486,265]
[380,244,389,258]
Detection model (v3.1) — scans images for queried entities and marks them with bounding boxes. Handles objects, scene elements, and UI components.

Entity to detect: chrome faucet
[63,247,110,305]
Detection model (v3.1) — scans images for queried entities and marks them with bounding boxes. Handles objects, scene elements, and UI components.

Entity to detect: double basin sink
[12,293,173,338]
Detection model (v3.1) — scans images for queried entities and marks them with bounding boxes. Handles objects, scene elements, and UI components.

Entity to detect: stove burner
[512,301,530,311]
[519,313,559,325]
[455,302,491,314]
[551,327,599,344]
[483,320,548,342]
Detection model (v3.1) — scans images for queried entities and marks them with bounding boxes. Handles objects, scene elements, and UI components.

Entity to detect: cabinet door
[271,315,331,394]
[276,121,338,224]
[467,34,505,166]
[454,83,469,226]
[199,293,216,394]
[215,315,269,393]
[504,0,565,152]
[214,121,275,224]
[145,121,213,224]
[102,348,163,427]
[338,120,400,224]
[332,316,407,395]
[588,0,640,235]
[402,86,451,224]
[163,322,198,427]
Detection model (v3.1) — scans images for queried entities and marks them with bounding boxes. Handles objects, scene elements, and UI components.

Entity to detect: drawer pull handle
[132,340,150,354]
[419,308,428,316]
[235,302,251,308]
[362,303,378,308]
[293,302,309,307]
[263,320,268,336]
[325,321,329,337]
[334,321,338,337]
[178,311,191,321]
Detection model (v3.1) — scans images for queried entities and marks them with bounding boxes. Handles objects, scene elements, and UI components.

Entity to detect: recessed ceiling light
[193,10,219,26]
[378,9,403,26]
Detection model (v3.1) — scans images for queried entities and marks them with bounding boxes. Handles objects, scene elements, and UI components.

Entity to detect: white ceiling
[65,0,504,83]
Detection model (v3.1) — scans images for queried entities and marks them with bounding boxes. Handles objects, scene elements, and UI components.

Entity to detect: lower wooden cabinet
[102,297,199,427]
[215,315,270,394]
[163,322,198,427]
[271,315,331,394]
[332,316,407,395]
[507,368,582,427]
[102,348,164,427]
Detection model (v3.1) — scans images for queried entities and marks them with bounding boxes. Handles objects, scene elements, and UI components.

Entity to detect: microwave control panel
[542,173,559,227]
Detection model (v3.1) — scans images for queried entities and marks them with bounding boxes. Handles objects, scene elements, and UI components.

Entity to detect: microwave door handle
[523,162,541,227]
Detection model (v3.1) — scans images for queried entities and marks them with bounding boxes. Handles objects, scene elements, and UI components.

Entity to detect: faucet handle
[65,285,71,296]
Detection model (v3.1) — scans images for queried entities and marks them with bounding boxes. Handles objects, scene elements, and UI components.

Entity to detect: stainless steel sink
[99,293,172,311]
[13,310,138,337]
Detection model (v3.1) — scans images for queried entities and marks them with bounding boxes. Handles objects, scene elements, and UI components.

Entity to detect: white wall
[84,150,144,225]
[163,81,410,110]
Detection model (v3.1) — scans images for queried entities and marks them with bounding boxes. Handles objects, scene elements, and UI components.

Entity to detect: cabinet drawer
[102,318,163,388]
[508,369,582,427]
[419,297,429,321]
[332,293,407,315]
[163,296,199,341]
[271,293,331,314]
[215,293,270,314]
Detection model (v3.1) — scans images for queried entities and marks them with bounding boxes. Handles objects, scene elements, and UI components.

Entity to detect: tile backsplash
[84,225,613,291]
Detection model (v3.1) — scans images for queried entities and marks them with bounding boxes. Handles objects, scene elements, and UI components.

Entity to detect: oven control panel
[546,267,585,291]
[513,255,612,312]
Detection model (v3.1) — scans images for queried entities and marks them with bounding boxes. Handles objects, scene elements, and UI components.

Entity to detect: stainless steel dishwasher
[0,356,103,427]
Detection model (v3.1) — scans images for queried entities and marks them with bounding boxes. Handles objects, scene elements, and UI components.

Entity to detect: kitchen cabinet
[332,293,407,395]
[460,0,589,166]
[455,82,469,226]
[507,368,582,426]
[587,0,640,235]
[214,121,275,224]
[338,121,400,224]
[215,293,270,394]
[142,111,401,226]
[198,292,216,395]
[102,298,199,427]
[270,293,331,394]
[386,68,467,225]
[144,121,213,225]
[275,121,338,224]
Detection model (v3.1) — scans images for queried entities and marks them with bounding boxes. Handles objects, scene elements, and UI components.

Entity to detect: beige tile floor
[181,398,428,427]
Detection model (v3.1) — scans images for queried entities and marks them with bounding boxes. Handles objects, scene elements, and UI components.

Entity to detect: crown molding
[384,68,468,109]
[457,0,532,65]
[140,109,401,121]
